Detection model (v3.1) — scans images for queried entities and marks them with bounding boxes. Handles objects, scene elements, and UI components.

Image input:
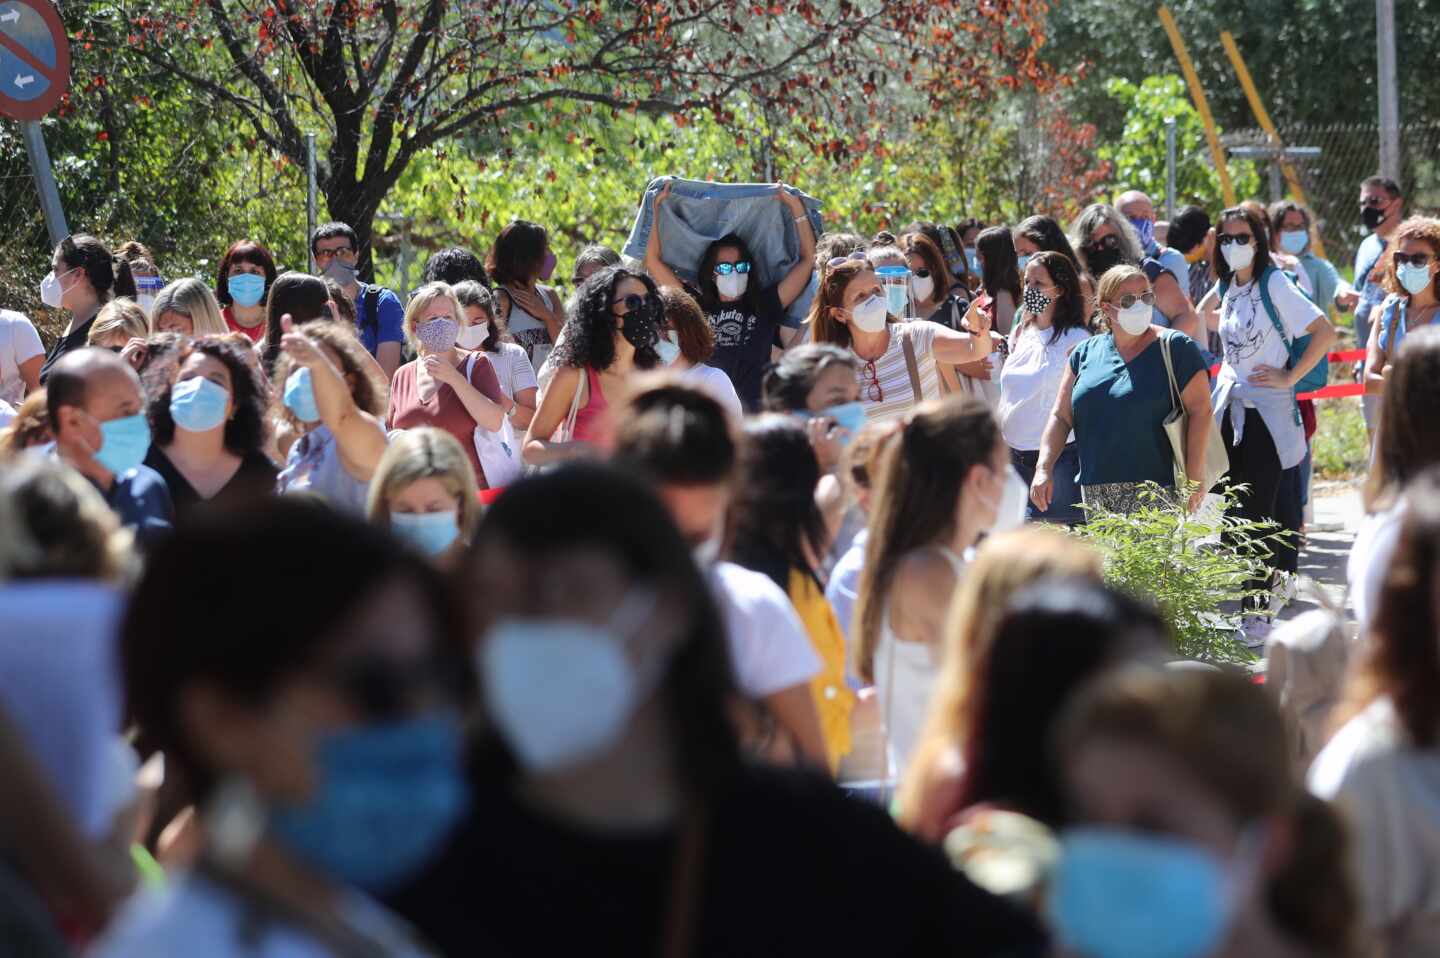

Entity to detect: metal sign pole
[1377,0,1400,181]
[1164,117,1177,220]
[306,132,317,272]
[20,119,67,245]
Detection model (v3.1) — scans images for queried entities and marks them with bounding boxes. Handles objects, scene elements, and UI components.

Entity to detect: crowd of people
[0,170,1436,957]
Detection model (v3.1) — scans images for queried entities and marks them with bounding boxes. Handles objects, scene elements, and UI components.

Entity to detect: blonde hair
[150,278,227,337]
[401,281,464,350]
[0,458,134,582]
[87,298,148,346]
[897,527,1103,831]
[1092,264,1148,330]
[366,428,481,538]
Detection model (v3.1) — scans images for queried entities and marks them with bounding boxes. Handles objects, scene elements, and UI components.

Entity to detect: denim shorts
[1011,443,1084,525]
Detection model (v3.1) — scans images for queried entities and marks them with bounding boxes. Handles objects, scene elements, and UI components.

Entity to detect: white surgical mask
[456,322,488,350]
[1221,242,1255,272]
[910,273,935,302]
[984,466,1029,533]
[1115,301,1152,336]
[717,273,749,300]
[39,270,67,309]
[480,590,664,772]
[849,294,889,333]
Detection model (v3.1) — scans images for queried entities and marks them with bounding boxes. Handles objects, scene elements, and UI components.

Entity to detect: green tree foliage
[1097,75,1260,207]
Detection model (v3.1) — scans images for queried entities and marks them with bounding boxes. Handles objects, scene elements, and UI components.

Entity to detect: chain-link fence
[1220,124,1440,274]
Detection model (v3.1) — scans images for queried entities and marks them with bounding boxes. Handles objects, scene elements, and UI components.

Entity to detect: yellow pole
[1158,6,1235,207]
[1219,31,1329,261]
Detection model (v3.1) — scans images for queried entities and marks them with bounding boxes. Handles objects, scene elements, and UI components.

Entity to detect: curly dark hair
[147,336,268,455]
[554,266,662,372]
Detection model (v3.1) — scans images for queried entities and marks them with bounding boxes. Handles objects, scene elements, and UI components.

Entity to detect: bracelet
[793,215,806,224]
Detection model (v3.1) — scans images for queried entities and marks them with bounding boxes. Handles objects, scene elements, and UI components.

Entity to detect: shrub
[1070,484,1289,665]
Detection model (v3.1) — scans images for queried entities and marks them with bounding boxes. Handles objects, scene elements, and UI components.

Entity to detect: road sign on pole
[0,0,70,121]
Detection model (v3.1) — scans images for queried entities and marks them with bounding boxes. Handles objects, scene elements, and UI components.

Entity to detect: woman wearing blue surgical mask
[273,320,389,514]
[761,344,864,559]
[999,253,1090,524]
[657,285,743,421]
[387,282,510,489]
[1363,217,1440,395]
[143,337,276,517]
[645,183,817,410]
[1056,667,1356,958]
[367,428,478,570]
[1269,202,1341,316]
[99,500,469,958]
[215,240,278,346]
[854,397,1028,783]
[389,462,1045,956]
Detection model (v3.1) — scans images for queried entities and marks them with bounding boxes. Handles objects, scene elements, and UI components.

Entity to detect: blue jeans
[1011,444,1083,524]
[622,177,824,327]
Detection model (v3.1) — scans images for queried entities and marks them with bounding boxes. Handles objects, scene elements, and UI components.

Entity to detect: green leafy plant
[1097,75,1260,205]
[1070,484,1290,664]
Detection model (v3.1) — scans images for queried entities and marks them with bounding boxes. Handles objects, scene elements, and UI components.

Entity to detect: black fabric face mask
[1086,247,1124,278]
[1361,205,1387,231]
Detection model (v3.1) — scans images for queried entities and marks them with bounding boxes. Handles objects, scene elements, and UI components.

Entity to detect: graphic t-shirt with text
[708,284,786,411]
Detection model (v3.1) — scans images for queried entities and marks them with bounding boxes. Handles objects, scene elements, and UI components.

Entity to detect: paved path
[1280,481,1362,631]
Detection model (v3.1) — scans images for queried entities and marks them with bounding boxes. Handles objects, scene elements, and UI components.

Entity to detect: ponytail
[1268,791,1359,957]
[111,258,136,301]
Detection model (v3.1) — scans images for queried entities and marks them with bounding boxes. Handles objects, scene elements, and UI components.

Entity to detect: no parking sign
[0,0,69,122]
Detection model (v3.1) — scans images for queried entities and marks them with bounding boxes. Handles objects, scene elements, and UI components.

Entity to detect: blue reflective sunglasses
[714,261,751,276]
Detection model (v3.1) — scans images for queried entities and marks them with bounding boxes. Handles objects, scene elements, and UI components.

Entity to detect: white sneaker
[1241,617,1272,651]
[1268,573,1299,618]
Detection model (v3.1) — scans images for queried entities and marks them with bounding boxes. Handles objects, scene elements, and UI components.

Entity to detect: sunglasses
[314,246,354,261]
[316,655,458,719]
[1217,233,1253,247]
[827,251,867,269]
[1360,196,1390,208]
[913,268,931,279]
[1085,234,1121,254]
[714,262,751,276]
[612,293,659,314]
[1112,291,1157,309]
[1393,252,1433,268]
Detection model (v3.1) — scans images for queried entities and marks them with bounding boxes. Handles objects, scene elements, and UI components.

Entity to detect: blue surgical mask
[1278,230,1308,255]
[1398,262,1433,297]
[1016,253,1032,272]
[819,401,867,442]
[227,273,266,308]
[655,336,681,367]
[965,247,980,275]
[268,714,468,893]
[94,413,151,476]
[1049,827,1233,958]
[169,376,230,433]
[391,510,461,556]
[1129,216,1156,250]
[283,368,321,424]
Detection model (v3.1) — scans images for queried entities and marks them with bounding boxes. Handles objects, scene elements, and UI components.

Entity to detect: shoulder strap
[900,325,923,403]
[1386,297,1405,354]
[562,367,585,438]
[361,285,380,338]
[1254,267,1292,349]
[1158,331,1182,414]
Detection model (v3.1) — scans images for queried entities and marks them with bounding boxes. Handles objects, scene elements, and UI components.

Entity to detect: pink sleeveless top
[571,366,609,443]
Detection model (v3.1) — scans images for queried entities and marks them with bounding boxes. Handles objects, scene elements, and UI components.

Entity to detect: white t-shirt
[708,561,822,699]
[0,397,15,430]
[1350,500,1406,634]
[1309,697,1440,955]
[90,872,431,958]
[1217,269,1322,381]
[479,342,538,400]
[997,324,1089,450]
[824,530,866,679]
[0,309,44,406]
[856,320,949,425]
[505,286,560,370]
[680,363,744,420]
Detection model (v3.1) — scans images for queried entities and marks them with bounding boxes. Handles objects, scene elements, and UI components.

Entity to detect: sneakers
[1240,616,1272,651]
[1268,573,1299,618]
